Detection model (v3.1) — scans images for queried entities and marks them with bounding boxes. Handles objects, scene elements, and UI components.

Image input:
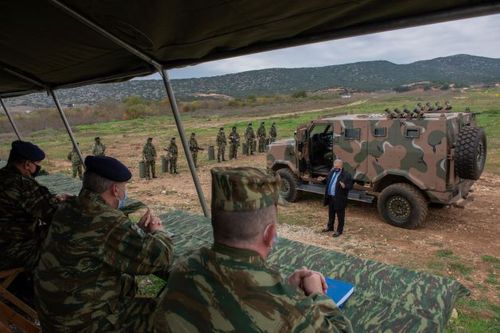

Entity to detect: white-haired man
[322,159,353,237]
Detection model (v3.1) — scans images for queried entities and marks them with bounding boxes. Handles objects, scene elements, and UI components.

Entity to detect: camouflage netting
[38,173,469,333]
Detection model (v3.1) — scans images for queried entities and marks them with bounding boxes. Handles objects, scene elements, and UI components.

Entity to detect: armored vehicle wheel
[277,168,300,202]
[377,183,428,229]
[455,126,487,180]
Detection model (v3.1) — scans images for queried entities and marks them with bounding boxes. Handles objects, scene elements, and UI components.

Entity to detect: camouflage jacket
[245,126,255,140]
[155,243,353,333]
[270,125,277,138]
[143,143,157,161]
[168,142,178,157]
[67,149,82,165]
[257,124,266,138]
[0,164,59,271]
[92,142,106,156]
[189,137,199,152]
[216,131,227,146]
[35,189,173,332]
[229,131,240,145]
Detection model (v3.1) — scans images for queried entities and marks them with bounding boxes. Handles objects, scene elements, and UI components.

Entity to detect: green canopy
[1,0,499,97]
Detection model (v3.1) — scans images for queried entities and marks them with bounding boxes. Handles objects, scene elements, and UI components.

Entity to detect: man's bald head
[334,159,344,169]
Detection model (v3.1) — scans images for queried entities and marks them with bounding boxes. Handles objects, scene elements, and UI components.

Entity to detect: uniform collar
[78,188,109,207]
[212,242,265,263]
[5,163,33,179]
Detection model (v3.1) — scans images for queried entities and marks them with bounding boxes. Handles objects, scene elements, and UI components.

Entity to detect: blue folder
[325,277,354,308]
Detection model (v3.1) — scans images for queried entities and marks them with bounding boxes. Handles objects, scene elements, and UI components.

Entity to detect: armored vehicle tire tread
[455,126,487,180]
[377,183,428,229]
[277,168,300,202]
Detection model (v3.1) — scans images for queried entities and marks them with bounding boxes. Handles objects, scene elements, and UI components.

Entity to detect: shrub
[291,90,307,98]
[124,104,154,120]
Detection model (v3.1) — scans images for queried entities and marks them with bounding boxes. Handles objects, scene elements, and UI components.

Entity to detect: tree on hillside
[291,90,307,98]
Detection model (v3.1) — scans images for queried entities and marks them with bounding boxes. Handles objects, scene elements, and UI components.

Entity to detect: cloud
[145,14,500,80]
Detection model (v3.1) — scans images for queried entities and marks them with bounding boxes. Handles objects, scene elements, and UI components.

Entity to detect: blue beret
[11,140,45,161]
[85,156,132,182]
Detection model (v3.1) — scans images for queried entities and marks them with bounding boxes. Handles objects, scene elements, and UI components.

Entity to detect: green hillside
[5,54,499,107]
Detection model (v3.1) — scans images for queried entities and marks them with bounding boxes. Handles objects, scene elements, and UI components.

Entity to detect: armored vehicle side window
[373,127,387,137]
[405,128,420,138]
[344,128,361,140]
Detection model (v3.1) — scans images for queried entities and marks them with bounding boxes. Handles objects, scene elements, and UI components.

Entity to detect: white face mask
[117,187,128,209]
[118,191,128,209]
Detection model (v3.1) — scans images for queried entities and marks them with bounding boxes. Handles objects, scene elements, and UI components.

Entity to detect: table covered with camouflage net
[38,173,468,333]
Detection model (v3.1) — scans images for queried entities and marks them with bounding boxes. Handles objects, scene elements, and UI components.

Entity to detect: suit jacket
[323,169,353,209]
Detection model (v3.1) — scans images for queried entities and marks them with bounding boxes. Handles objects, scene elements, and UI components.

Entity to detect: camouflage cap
[211,167,280,212]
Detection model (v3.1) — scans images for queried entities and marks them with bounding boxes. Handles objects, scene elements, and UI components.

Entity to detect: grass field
[0,88,499,331]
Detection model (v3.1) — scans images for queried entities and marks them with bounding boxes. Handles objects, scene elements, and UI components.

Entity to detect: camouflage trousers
[97,297,158,333]
[170,157,177,173]
[217,144,225,162]
[258,137,266,153]
[0,239,40,272]
[191,152,198,168]
[229,144,238,159]
[72,163,83,179]
[38,297,158,333]
[270,136,276,143]
[246,139,255,155]
[145,160,156,179]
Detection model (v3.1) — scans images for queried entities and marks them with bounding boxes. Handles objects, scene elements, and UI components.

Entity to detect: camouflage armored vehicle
[267,105,487,228]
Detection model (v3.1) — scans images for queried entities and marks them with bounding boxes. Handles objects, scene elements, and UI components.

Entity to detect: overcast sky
[151,14,500,80]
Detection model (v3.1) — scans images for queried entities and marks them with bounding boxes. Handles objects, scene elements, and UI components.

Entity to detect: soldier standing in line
[229,126,240,160]
[257,121,267,153]
[67,143,83,179]
[167,137,178,174]
[142,137,157,179]
[35,156,173,333]
[270,122,278,143]
[189,133,203,168]
[154,167,353,333]
[92,137,106,156]
[245,123,256,155]
[216,127,227,162]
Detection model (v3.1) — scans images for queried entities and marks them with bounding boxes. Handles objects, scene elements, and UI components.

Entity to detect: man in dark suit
[321,159,353,237]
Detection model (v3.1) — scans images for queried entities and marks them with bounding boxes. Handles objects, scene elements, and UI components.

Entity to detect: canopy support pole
[48,89,84,165]
[0,97,22,140]
[49,0,210,217]
[159,70,210,217]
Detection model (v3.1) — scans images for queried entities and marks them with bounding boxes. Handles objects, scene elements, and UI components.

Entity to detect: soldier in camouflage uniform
[229,126,240,160]
[166,137,178,174]
[189,133,202,168]
[92,137,106,156]
[270,121,277,143]
[142,137,157,179]
[245,122,256,155]
[67,143,83,179]
[216,127,227,162]
[35,155,173,333]
[0,141,65,273]
[257,121,267,153]
[155,167,353,332]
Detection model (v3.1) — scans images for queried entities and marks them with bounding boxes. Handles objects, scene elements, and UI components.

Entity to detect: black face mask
[31,164,41,177]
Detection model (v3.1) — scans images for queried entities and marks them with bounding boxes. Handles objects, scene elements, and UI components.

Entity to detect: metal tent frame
[0,0,211,217]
